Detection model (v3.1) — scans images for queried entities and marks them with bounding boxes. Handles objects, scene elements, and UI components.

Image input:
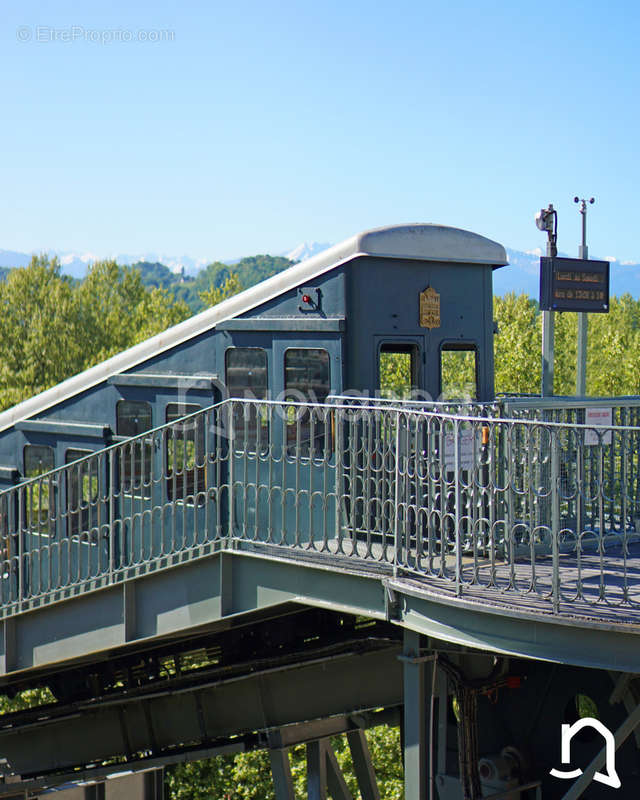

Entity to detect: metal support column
[347,729,380,800]
[307,740,327,800]
[542,310,555,397]
[325,743,353,800]
[575,197,594,396]
[576,312,587,396]
[403,629,427,800]
[270,748,295,800]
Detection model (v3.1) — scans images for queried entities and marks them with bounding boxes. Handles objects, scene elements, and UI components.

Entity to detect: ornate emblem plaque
[420,287,440,329]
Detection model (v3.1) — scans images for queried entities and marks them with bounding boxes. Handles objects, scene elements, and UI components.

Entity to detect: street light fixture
[536,203,558,397]
[535,204,558,257]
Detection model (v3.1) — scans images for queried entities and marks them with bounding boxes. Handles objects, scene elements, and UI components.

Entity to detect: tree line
[0,254,293,413]
[493,292,640,397]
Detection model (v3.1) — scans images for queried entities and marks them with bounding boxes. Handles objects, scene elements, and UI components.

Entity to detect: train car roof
[0,224,507,433]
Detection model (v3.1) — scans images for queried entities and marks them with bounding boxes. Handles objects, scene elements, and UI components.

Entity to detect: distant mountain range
[0,249,212,279]
[1,241,639,299]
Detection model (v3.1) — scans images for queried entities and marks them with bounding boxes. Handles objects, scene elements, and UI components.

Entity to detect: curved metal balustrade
[2,397,640,621]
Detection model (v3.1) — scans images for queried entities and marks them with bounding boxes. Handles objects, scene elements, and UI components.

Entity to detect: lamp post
[575,196,595,396]
[536,204,558,396]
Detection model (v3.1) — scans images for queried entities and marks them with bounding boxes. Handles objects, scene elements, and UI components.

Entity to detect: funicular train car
[0,224,505,603]
[2,224,640,799]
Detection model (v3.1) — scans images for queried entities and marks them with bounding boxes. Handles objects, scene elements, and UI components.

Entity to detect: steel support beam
[307,740,327,800]
[346,730,380,800]
[561,698,640,799]
[269,749,295,800]
[403,630,427,800]
[325,743,353,800]
[608,671,640,748]
[0,646,402,777]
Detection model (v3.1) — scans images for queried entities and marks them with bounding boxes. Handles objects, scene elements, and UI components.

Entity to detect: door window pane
[116,401,152,436]
[284,348,330,454]
[284,348,330,403]
[226,348,268,452]
[65,449,99,538]
[226,348,268,399]
[379,343,419,400]
[24,445,55,537]
[0,493,12,580]
[165,403,205,501]
[116,400,152,495]
[440,344,477,400]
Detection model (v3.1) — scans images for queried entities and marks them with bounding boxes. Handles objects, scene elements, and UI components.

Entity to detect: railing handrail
[3,393,640,624]
[6,395,640,495]
[0,398,227,495]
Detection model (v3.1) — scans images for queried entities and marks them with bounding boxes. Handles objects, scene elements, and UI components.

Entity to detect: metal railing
[2,397,640,619]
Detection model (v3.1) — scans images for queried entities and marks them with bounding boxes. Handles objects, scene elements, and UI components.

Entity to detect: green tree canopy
[76,260,190,363]
[492,292,640,397]
[0,256,190,412]
[0,255,83,408]
[199,272,243,308]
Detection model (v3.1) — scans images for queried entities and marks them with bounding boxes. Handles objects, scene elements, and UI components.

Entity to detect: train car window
[284,348,330,403]
[24,445,55,477]
[226,348,268,398]
[24,445,55,537]
[379,343,419,399]
[225,348,268,452]
[116,401,152,436]
[284,348,330,454]
[440,344,478,400]
[165,403,205,501]
[116,400,152,496]
[65,449,99,538]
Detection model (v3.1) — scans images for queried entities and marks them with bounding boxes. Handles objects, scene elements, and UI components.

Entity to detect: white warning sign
[585,407,612,446]
[443,429,475,470]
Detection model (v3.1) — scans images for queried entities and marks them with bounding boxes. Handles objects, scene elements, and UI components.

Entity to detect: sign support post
[542,235,556,397]
[536,205,558,397]
[575,197,594,396]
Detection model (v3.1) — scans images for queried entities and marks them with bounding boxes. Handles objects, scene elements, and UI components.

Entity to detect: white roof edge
[0,224,507,434]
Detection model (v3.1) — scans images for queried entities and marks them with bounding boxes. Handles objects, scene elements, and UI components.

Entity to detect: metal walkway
[2,396,640,622]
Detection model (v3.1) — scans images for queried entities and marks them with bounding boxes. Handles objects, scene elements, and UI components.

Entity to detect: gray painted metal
[107,373,218,390]
[269,749,295,800]
[268,717,379,749]
[576,237,589,397]
[403,630,427,800]
[325,742,353,800]
[6,397,640,619]
[0,744,244,797]
[306,740,327,800]
[218,317,346,331]
[15,421,111,439]
[3,396,640,682]
[0,645,403,775]
[346,730,380,800]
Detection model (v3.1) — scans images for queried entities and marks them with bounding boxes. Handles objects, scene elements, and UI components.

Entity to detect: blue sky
[2,0,639,264]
